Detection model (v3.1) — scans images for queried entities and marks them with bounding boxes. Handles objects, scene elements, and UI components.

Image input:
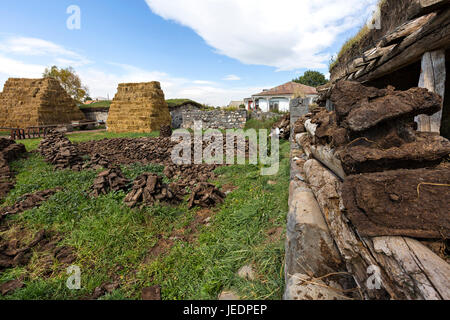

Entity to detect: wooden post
[415,50,446,133]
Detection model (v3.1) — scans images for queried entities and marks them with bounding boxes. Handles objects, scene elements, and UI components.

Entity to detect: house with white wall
[244,82,317,112]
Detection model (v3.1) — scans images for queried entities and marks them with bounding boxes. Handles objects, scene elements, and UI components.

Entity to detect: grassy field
[79,101,112,109]
[1,130,290,300]
[166,99,201,108]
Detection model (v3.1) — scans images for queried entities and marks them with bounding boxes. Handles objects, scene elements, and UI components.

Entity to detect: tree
[43,66,89,104]
[293,70,328,87]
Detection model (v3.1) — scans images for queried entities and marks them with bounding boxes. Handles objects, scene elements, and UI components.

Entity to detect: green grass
[1,130,290,300]
[245,118,279,131]
[329,0,387,72]
[79,101,112,109]
[166,99,201,108]
[330,25,370,72]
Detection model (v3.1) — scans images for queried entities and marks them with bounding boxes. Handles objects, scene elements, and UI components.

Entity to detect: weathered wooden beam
[304,159,399,299]
[407,0,450,19]
[303,120,346,180]
[415,50,446,132]
[304,159,450,300]
[378,14,436,48]
[358,8,450,82]
[365,236,450,300]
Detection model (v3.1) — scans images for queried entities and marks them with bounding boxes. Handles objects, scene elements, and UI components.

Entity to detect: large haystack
[107,82,171,133]
[0,78,86,128]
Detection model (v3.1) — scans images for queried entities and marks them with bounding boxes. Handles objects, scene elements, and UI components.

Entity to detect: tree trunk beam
[304,159,450,300]
[415,50,446,133]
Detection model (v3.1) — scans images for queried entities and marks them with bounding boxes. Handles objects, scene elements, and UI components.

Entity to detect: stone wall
[182,109,247,130]
[107,82,171,133]
[80,108,109,124]
[169,104,201,129]
[289,97,317,137]
[0,78,86,128]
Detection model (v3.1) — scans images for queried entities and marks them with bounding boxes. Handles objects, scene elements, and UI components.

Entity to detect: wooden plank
[304,159,450,300]
[377,14,436,47]
[358,8,450,83]
[303,122,347,180]
[368,236,450,300]
[407,0,449,19]
[415,50,446,132]
[403,237,450,300]
[304,159,395,299]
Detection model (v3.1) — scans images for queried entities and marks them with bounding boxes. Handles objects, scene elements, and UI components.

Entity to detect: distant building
[228,100,245,108]
[168,100,203,129]
[94,97,109,101]
[244,82,317,112]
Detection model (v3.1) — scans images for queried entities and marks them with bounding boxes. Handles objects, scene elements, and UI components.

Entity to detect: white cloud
[146,0,378,71]
[223,74,240,81]
[0,54,45,78]
[0,36,266,105]
[192,80,217,85]
[79,65,259,106]
[0,36,91,67]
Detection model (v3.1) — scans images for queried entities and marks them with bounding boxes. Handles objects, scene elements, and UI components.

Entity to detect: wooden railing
[0,121,98,140]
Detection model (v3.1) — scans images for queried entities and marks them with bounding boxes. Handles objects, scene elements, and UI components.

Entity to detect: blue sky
[0,0,378,105]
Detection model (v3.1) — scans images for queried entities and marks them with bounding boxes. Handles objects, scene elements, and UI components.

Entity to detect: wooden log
[363,45,397,61]
[310,144,346,180]
[407,0,449,19]
[304,159,397,299]
[295,133,312,158]
[304,159,450,300]
[358,8,450,83]
[415,50,446,133]
[365,237,450,300]
[377,14,436,47]
[304,119,317,137]
[285,168,343,284]
[303,121,346,180]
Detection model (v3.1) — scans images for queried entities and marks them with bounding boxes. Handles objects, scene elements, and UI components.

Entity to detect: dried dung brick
[342,167,450,239]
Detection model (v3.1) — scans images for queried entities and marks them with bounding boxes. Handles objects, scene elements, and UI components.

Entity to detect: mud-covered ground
[0,130,290,300]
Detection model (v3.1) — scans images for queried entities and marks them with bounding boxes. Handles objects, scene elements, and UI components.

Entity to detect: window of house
[269,100,279,112]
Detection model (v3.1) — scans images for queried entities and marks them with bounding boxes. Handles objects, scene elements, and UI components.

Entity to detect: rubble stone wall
[80,108,109,124]
[182,109,247,130]
[170,104,201,129]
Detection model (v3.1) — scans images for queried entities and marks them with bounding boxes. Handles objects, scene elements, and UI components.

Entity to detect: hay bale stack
[0,78,85,128]
[107,82,171,133]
